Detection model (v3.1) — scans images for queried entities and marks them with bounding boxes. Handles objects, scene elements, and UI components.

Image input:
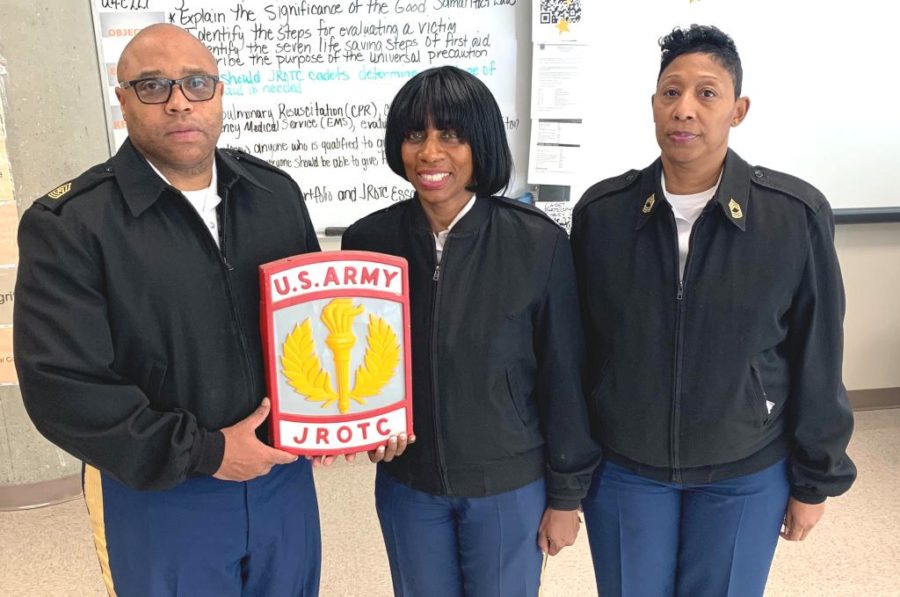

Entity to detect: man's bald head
[114,23,224,190]
[117,24,218,83]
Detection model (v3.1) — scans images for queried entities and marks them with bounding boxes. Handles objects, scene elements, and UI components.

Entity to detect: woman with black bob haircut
[382,65,512,198]
[343,65,600,596]
[572,25,856,597]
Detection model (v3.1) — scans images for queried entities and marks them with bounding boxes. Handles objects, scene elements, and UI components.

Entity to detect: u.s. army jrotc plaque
[260,251,413,456]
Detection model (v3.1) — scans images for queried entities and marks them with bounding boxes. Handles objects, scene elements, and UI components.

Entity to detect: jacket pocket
[143,361,169,402]
[747,362,772,426]
[588,358,611,404]
[505,366,537,428]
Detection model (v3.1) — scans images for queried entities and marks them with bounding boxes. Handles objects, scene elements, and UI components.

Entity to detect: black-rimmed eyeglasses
[119,75,220,105]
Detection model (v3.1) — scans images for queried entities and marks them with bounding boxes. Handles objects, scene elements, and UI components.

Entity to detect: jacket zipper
[179,187,256,412]
[669,210,706,483]
[218,192,259,412]
[217,190,235,272]
[430,236,451,493]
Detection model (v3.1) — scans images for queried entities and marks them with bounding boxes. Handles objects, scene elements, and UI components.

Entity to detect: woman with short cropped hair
[571,25,857,597]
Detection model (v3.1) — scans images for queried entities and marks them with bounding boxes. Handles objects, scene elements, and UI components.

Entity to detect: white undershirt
[662,171,721,280]
[148,161,222,248]
[434,195,476,263]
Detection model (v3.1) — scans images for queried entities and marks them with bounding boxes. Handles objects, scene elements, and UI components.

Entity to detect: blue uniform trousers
[375,466,546,597]
[582,459,789,597]
[83,459,321,597]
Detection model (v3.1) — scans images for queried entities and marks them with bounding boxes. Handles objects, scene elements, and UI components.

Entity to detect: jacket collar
[409,194,492,235]
[112,138,271,218]
[634,148,751,232]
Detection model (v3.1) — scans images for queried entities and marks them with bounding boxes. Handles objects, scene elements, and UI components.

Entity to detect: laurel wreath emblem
[280,299,400,414]
[280,319,337,403]
[351,315,401,401]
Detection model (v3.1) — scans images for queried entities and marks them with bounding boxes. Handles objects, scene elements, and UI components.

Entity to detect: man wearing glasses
[14,24,321,596]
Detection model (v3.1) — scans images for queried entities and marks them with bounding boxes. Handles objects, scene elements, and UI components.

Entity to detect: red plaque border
[260,250,413,456]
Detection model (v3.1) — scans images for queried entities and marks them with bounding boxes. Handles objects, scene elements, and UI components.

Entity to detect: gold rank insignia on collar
[728,198,743,219]
[47,182,72,200]
[642,193,656,214]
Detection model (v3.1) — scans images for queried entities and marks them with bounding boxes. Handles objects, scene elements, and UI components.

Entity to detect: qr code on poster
[539,0,583,25]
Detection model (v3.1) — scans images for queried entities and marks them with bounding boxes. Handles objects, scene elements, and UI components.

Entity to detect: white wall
[574,1,900,214]
[836,223,900,390]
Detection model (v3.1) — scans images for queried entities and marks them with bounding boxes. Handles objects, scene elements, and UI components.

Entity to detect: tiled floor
[1,409,898,596]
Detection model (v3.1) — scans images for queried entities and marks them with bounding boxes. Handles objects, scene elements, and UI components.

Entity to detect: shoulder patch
[35,163,116,212]
[750,166,827,212]
[47,182,72,199]
[573,169,642,217]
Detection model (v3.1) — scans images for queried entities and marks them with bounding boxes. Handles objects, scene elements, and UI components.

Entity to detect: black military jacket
[571,149,856,503]
[14,139,319,490]
[343,196,600,509]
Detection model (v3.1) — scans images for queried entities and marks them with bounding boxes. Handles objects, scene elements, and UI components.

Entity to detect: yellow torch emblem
[280,298,400,414]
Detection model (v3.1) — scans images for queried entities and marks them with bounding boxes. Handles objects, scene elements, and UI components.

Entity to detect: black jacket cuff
[790,487,827,505]
[189,429,225,477]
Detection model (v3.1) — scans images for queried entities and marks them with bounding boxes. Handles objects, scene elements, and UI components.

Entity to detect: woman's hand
[780,498,825,541]
[537,507,581,556]
[305,453,356,468]
[368,433,416,463]
[305,433,416,467]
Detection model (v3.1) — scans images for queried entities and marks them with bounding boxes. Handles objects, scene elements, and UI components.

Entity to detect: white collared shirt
[434,195,476,263]
[148,160,222,247]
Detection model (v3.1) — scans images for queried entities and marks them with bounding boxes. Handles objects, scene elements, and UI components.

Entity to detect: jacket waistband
[381,447,545,498]
[602,436,790,485]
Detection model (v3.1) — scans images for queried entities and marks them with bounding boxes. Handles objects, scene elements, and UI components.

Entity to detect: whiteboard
[570,0,900,220]
[90,1,531,231]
